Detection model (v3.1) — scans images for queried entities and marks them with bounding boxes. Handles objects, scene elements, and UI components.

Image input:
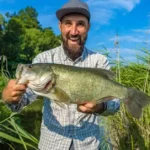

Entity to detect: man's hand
[77,102,106,114]
[2,79,27,103]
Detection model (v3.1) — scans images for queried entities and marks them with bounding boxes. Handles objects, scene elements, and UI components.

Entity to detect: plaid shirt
[9,45,120,150]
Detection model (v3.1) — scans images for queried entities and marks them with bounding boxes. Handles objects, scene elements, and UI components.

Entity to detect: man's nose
[70,25,79,35]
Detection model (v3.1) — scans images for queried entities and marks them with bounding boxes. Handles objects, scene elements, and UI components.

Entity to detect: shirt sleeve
[96,54,120,116]
[101,98,120,116]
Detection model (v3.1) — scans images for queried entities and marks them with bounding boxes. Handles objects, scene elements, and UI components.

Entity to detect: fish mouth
[28,74,56,94]
[42,78,55,93]
[43,80,52,90]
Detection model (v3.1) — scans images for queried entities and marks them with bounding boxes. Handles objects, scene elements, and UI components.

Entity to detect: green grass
[105,63,150,150]
[0,108,39,150]
[106,105,150,150]
[0,75,39,149]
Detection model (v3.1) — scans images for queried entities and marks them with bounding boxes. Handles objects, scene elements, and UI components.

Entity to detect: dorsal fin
[83,67,115,80]
[97,68,115,79]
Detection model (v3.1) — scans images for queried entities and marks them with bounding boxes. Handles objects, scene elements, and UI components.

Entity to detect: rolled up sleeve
[102,98,120,116]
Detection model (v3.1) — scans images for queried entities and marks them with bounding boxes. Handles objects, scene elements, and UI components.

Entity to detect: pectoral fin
[50,87,71,105]
[54,101,65,108]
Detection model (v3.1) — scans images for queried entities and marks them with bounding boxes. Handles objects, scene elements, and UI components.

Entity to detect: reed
[105,63,150,150]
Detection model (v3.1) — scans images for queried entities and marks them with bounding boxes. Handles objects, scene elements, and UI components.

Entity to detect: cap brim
[56,8,90,20]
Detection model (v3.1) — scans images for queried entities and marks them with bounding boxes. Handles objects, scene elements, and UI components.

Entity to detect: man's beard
[61,33,87,61]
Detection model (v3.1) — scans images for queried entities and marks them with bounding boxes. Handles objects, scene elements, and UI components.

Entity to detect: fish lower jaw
[32,77,56,94]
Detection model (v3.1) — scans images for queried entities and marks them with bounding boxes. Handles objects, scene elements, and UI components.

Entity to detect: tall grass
[99,44,150,149]
[0,110,38,150]
[0,88,39,150]
[0,56,39,149]
[106,63,150,150]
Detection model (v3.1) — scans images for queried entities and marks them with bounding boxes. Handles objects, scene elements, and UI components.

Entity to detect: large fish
[16,63,150,119]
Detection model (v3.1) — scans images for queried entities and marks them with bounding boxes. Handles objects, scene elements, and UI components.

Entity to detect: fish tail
[125,88,150,119]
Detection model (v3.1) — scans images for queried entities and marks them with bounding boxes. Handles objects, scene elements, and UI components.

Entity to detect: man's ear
[58,22,61,31]
[87,23,91,31]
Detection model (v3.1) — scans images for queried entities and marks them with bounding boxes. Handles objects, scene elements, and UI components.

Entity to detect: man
[2,0,120,149]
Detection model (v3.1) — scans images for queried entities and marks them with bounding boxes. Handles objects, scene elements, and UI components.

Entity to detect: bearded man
[2,0,120,150]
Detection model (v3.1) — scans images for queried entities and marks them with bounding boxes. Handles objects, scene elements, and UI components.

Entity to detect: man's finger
[11,96,22,103]
[77,105,93,113]
[11,90,25,97]
[79,102,96,108]
[14,84,27,91]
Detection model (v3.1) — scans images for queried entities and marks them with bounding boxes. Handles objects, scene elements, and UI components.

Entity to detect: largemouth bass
[16,63,150,119]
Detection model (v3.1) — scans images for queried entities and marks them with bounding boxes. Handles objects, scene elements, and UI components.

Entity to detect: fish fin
[54,100,66,108]
[125,88,150,119]
[34,90,67,108]
[89,68,115,80]
[51,87,71,105]
[98,69,115,79]
[98,96,116,103]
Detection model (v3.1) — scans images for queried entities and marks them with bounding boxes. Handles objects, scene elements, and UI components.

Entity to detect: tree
[20,28,61,62]
[1,18,25,61]
[0,7,61,73]
[0,14,5,31]
[0,14,5,58]
[0,14,4,45]
[17,6,41,29]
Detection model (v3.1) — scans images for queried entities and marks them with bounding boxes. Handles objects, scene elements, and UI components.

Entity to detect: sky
[0,0,150,64]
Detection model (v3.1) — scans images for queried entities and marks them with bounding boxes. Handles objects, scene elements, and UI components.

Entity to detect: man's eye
[65,22,71,25]
[78,22,85,27]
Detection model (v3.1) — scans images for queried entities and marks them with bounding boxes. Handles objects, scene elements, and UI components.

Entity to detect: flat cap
[56,0,90,21]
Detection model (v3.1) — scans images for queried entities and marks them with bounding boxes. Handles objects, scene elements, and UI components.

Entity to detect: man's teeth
[70,37,79,40]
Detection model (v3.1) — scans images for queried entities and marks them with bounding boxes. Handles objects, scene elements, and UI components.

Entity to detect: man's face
[59,14,90,55]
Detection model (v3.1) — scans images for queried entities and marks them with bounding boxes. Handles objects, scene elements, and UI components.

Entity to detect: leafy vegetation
[0,7,61,74]
[0,7,60,149]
